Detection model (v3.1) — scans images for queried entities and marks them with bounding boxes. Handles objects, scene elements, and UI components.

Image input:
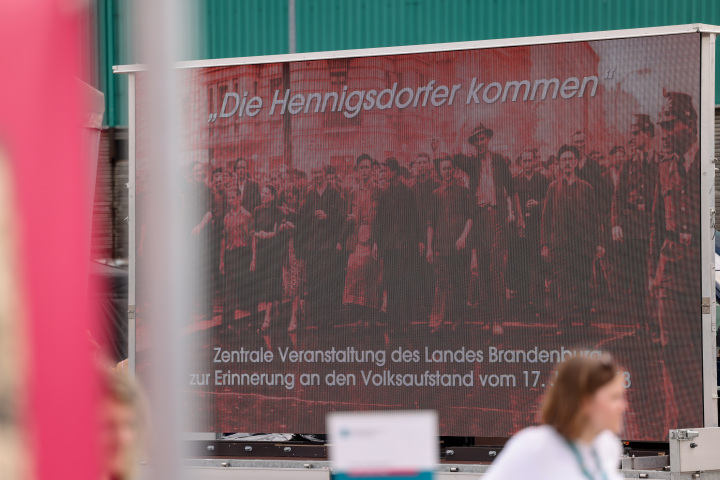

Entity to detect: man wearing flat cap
[611,114,659,327]
[446,123,519,331]
[373,157,422,342]
[649,90,701,429]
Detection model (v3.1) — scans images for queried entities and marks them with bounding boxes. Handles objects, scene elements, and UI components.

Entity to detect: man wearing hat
[611,115,659,320]
[373,157,422,341]
[426,156,473,333]
[450,123,519,331]
[649,90,701,429]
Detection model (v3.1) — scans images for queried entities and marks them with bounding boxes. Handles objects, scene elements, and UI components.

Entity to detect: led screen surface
[134,33,703,440]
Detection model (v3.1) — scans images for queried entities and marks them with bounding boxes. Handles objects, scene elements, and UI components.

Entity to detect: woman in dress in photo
[279,185,305,333]
[251,185,283,335]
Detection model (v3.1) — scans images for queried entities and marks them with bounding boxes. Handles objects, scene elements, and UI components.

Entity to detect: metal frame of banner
[119,24,720,460]
[115,24,720,74]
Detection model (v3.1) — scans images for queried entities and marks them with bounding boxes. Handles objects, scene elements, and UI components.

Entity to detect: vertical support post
[700,32,718,428]
[128,72,136,377]
[288,0,296,54]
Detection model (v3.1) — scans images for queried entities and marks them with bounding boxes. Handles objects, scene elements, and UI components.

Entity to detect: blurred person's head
[381,157,400,184]
[356,154,373,182]
[224,171,237,192]
[212,167,223,192]
[98,368,146,480]
[295,170,308,191]
[609,146,626,169]
[557,145,581,179]
[571,130,587,156]
[657,91,697,156]
[414,153,431,178]
[311,167,326,188]
[269,169,281,190]
[261,184,277,206]
[435,156,455,183]
[324,165,338,189]
[226,187,239,209]
[468,123,493,156]
[283,185,300,209]
[541,353,627,442]
[630,114,654,152]
[372,160,381,184]
[191,162,205,184]
[520,149,535,176]
[235,158,248,181]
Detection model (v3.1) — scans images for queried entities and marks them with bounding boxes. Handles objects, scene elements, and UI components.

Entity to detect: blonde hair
[99,367,148,480]
[541,353,618,440]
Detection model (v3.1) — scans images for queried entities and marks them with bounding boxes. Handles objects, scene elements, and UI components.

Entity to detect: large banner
[135,33,704,440]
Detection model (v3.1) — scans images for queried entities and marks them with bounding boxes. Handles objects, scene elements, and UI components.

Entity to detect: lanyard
[565,439,608,480]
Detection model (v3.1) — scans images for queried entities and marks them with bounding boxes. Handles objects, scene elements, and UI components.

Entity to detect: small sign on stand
[327,411,438,480]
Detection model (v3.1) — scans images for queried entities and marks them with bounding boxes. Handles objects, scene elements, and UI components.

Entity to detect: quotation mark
[208,113,218,123]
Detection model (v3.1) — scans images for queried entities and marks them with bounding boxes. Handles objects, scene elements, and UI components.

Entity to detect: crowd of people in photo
[163,90,698,363]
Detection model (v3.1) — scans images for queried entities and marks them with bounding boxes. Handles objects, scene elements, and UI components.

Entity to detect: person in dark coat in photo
[594,145,624,303]
[299,165,345,336]
[251,184,284,340]
[372,157,422,343]
[611,113,665,439]
[649,91,701,430]
[511,148,550,315]
[411,152,440,323]
[426,156,473,333]
[449,123,522,334]
[541,145,605,336]
[572,130,603,195]
[611,115,659,319]
[236,157,261,214]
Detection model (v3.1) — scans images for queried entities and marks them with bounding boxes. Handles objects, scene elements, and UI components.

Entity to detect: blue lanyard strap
[565,439,608,480]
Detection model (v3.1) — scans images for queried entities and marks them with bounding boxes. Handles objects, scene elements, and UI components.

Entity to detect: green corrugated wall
[98,0,720,127]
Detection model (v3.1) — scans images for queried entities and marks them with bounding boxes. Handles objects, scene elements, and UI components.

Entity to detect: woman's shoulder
[506,425,565,451]
[483,426,571,479]
[594,430,623,464]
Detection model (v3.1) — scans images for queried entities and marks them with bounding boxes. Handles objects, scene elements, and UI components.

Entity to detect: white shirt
[481,425,623,480]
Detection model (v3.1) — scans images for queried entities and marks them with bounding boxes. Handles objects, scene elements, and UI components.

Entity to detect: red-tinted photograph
[135,33,702,440]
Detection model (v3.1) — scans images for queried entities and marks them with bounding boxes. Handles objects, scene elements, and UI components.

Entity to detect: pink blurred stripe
[0,2,98,480]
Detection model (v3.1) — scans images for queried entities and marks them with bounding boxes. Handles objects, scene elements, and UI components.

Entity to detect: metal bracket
[702,297,711,315]
[670,429,700,441]
[128,304,136,320]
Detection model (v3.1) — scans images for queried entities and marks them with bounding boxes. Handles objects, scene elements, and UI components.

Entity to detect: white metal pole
[700,32,718,428]
[289,0,297,54]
